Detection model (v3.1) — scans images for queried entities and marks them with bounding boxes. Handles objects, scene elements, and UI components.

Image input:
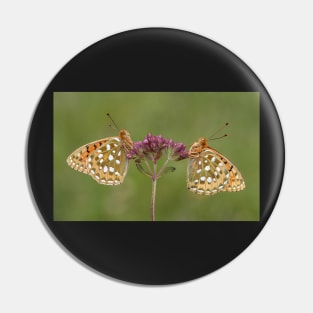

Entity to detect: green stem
[151,161,157,222]
[156,158,170,178]
[143,157,153,174]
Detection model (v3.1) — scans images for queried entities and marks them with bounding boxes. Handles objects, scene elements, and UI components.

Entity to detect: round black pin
[27,28,284,285]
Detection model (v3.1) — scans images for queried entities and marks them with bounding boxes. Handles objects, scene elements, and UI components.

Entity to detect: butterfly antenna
[210,134,228,141]
[106,113,119,130]
[209,122,229,140]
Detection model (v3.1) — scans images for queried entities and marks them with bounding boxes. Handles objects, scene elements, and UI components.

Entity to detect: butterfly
[187,137,245,195]
[66,129,133,186]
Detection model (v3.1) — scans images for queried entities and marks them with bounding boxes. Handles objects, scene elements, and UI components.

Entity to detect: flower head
[127,133,188,221]
[127,133,188,161]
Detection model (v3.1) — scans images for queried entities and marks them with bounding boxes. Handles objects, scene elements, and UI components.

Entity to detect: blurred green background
[54,92,259,221]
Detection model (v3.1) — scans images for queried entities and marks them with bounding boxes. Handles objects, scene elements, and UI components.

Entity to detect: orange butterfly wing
[66,129,133,186]
[187,138,245,195]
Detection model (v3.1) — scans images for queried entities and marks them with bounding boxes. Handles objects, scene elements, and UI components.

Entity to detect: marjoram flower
[126,133,188,221]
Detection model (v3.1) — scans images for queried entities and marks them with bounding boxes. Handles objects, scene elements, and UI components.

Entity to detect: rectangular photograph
[54,92,259,221]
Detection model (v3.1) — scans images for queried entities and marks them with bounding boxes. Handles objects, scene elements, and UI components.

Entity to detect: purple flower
[127,133,188,221]
[127,133,188,161]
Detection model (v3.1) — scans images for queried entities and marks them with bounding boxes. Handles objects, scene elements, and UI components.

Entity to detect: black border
[27,28,284,284]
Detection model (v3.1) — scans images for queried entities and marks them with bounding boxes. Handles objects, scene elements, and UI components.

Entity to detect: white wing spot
[207,177,212,183]
[204,165,210,171]
[106,144,111,151]
[98,153,103,159]
[103,166,108,173]
[109,166,114,173]
[200,176,206,182]
[116,159,120,165]
[108,154,114,161]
